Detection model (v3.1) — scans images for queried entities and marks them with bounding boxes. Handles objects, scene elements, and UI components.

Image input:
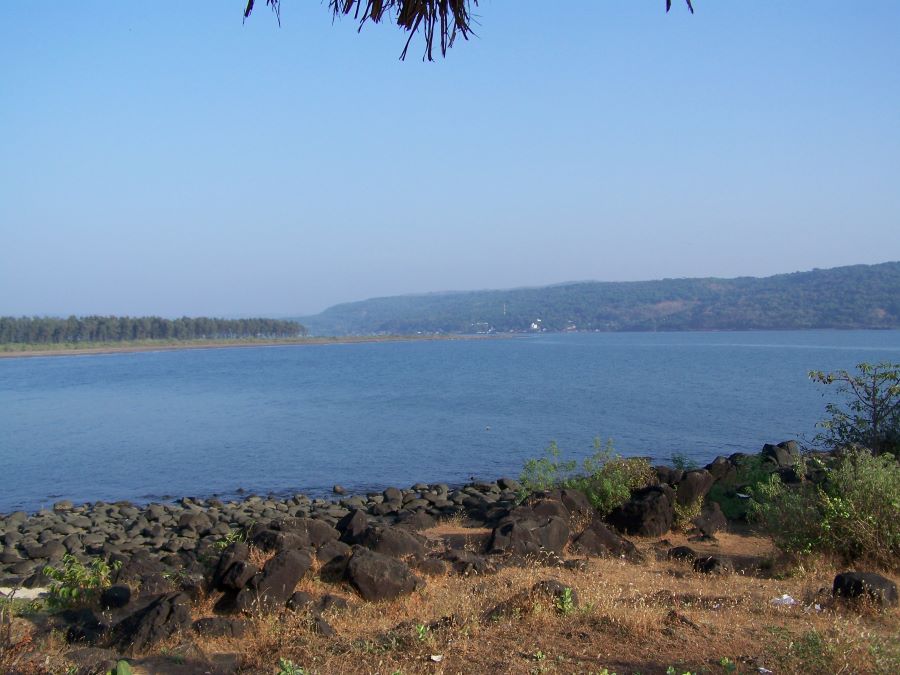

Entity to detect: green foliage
[707,454,773,520]
[43,554,120,609]
[414,623,429,641]
[810,361,900,455]
[276,658,308,675]
[670,452,698,471]
[519,441,576,494]
[105,661,134,675]
[750,449,900,568]
[213,528,247,552]
[673,495,703,531]
[554,587,576,616]
[519,439,654,516]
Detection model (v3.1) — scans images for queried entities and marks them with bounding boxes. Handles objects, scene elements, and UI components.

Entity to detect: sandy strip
[0,334,504,360]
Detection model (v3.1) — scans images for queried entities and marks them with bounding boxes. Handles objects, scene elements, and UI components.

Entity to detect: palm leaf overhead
[244,1,695,60]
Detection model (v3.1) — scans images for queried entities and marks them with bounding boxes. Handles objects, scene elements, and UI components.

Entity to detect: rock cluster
[3,440,878,669]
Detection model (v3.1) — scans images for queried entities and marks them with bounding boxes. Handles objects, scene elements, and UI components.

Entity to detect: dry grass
[4,529,898,675]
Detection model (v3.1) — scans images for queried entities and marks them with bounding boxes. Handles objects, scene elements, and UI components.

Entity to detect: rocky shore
[1,441,896,674]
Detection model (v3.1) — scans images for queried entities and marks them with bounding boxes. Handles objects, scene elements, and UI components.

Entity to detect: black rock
[210,542,250,591]
[607,486,675,537]
[236,549,312,611]
[220,560,258,592]
[111,592,192,654]
[346,546,421,602]
[833,572,898,607]
[361,526,425,560]
[316,539,352,566]
[336,509,370,545]
[674,470,715,507]
[761,441,801,469]
[692,501,728,536]
[100,584,132,610]
[666,546,697,562]
[572,519,640,561]
[693,555,733,575]
[192,616,247,638]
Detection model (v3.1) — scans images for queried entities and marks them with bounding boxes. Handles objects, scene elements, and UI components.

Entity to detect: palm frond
[246,1,694,60]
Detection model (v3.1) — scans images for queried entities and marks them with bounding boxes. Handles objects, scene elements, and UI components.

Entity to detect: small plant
[414,623,429,642]
[673,495,704,531]
[43,554,120,608]
[671,452,698,471]
[105,661,134,675]
[718,656,736,673]
[276,658,308,675]
[520,438,654,516]
[554,587,576,616]
[214,528,247,551]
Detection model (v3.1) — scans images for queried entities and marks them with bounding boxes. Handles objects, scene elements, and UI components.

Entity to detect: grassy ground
[4,526,898,674]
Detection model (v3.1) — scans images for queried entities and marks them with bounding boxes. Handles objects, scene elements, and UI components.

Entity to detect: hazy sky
[2,2,898,317]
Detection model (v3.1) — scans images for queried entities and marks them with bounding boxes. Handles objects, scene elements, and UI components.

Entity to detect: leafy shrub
[673,495,703,531]
[43,554,120,608]
[810,362,900,456]
[707,454,773,520]
[520,439,654,516]
[751,449,900,568]
[670,452,698,471]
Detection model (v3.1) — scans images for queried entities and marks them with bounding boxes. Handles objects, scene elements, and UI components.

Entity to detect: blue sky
[1,1,898,316]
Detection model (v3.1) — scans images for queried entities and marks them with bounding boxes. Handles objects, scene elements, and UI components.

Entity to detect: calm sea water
[1,331,899,513]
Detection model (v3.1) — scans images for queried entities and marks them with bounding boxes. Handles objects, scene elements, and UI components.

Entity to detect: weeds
[276,658,308,675]
[43,555,120,609]
[554,587,576,616]
[520,439,654,516]
[673,495,703,531]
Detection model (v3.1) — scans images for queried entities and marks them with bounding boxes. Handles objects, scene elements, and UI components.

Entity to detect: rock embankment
[3,439,893,671]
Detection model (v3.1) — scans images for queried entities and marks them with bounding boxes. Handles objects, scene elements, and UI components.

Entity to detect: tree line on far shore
[0,316,307,345]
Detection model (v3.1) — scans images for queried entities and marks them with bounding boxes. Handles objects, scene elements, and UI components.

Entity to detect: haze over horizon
[2,2,899,317]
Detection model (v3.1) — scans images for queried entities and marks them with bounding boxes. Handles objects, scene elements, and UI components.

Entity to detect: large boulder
[336,510,370,545]
[236,549,312,611]
[833,572,898,607]
[674,470,715,507]
[346,546,421,602]
[111,592,192,654]
[572,519,640,561]
[360,526,425,560]
[761,441,801,469]
[210,542,250,591]
[692,501,728,536]
[488,512,569,556]
[606,486,674,537]
[251,528,308,553]
[705,456,737,483]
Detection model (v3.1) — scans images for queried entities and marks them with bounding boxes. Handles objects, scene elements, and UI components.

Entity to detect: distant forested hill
[299,262,900,335]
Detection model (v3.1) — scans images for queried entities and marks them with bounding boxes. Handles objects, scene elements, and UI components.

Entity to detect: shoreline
[0,333,504,360]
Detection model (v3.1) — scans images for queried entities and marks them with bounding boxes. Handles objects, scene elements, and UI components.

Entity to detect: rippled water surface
[2,331,899,512]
